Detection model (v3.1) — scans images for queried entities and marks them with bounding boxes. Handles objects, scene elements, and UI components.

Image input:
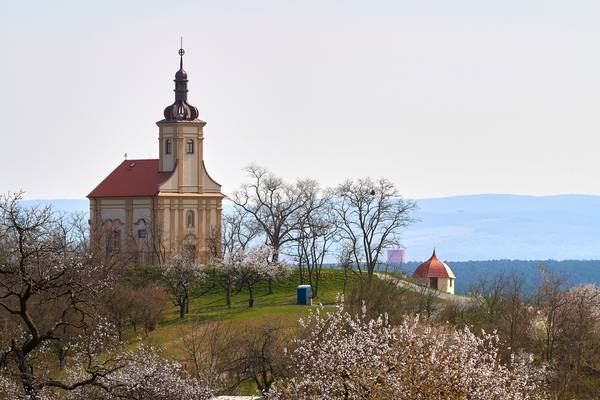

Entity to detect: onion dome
[163,46,199,121]
[413,249,455,279]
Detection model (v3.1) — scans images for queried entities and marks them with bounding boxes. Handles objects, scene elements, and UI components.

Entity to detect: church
[88,47,223,264]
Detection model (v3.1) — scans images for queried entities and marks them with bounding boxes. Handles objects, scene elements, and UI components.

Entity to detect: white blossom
[63,345,214,400]
[213,246,290,307]
[268,299,548,400]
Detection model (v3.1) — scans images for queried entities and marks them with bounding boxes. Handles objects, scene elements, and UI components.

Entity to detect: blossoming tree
[160,248,205,319]
[215,246,289,307]
[268,300,548,400]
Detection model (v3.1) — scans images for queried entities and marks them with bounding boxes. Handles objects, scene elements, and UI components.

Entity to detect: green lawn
[136,268,354,356]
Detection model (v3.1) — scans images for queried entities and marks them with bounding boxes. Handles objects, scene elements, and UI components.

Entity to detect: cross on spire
[162,39,199,121]
[178,37,185,69]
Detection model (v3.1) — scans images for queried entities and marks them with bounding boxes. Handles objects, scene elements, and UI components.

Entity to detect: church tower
[155,46,223,263]
[158,47,204,185]
[88,46,223,265]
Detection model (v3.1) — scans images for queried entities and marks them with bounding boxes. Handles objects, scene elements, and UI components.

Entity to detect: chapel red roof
[87,159,173,198]
[413,250,455,279]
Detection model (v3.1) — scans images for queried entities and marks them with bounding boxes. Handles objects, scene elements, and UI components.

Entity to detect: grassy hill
[135,268,353,360]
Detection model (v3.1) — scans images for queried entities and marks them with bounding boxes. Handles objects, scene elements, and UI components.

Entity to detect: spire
[179,36,184,70]
[163,40,199,121]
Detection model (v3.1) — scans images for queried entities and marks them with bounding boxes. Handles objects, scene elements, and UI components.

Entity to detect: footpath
[374,273,476,306]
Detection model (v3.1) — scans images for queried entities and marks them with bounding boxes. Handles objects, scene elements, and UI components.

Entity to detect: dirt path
[375,273,476,306]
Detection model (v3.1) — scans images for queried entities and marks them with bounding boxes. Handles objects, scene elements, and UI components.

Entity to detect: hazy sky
[1,0,600,200]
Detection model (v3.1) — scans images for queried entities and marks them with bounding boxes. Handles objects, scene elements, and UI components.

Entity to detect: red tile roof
[87,159,173,198]
[413,250,456,279]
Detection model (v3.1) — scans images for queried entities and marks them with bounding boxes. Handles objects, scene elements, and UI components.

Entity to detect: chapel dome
[413,249,455,279]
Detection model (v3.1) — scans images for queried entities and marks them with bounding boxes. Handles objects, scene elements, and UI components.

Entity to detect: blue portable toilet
[297,285,312,305]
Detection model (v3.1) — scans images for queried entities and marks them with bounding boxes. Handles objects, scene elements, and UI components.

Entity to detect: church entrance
[429,277,438,290]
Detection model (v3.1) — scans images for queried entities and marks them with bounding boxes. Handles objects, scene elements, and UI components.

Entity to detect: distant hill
[22,194,600,261]
[21,199,89,215]
[404,194,600,261]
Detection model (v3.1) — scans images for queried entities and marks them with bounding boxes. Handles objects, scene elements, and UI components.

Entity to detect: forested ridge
[369,259,600,294]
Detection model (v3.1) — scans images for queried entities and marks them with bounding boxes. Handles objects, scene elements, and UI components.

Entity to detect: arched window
[165,139,172,154]
[186,139,194,154]
[186,210,195,228]
[106,230,121,253]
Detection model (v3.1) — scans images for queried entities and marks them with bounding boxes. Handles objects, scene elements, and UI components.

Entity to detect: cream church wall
[100,207,126,223]
[182,138,198,190]
[160,168,179,192]
[438,278,455,295]
[159,126,176,172]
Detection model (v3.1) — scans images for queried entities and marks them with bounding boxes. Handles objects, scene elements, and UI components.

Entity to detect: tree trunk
[179,301,186,319]
[367,264,374,283]
[226,284,232,308]
[16,351,37,400]
[268,249,278,295]
[248,283,254,308]
[58,346,66,371]
[184,288,190,314]
[299,261,305,284]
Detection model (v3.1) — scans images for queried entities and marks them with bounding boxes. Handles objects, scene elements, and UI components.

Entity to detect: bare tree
[338,245,355,296]
[129,285,170,336]
[210,207,262,307]
[182,319,291,395]
[535,268,568,363]
[500,273,529,353]
[470,274,506,322]
[293,193,337,298]
[415,284,438,318]
[331,177,416,282]
[225,323,288,393]
[139,217,169,266]
[222,206,261,255]
[232,165,316,293]
[181,319,230,391]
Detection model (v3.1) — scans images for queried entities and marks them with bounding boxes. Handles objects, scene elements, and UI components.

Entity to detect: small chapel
[412,250,456,294]
[88,47,223,264]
